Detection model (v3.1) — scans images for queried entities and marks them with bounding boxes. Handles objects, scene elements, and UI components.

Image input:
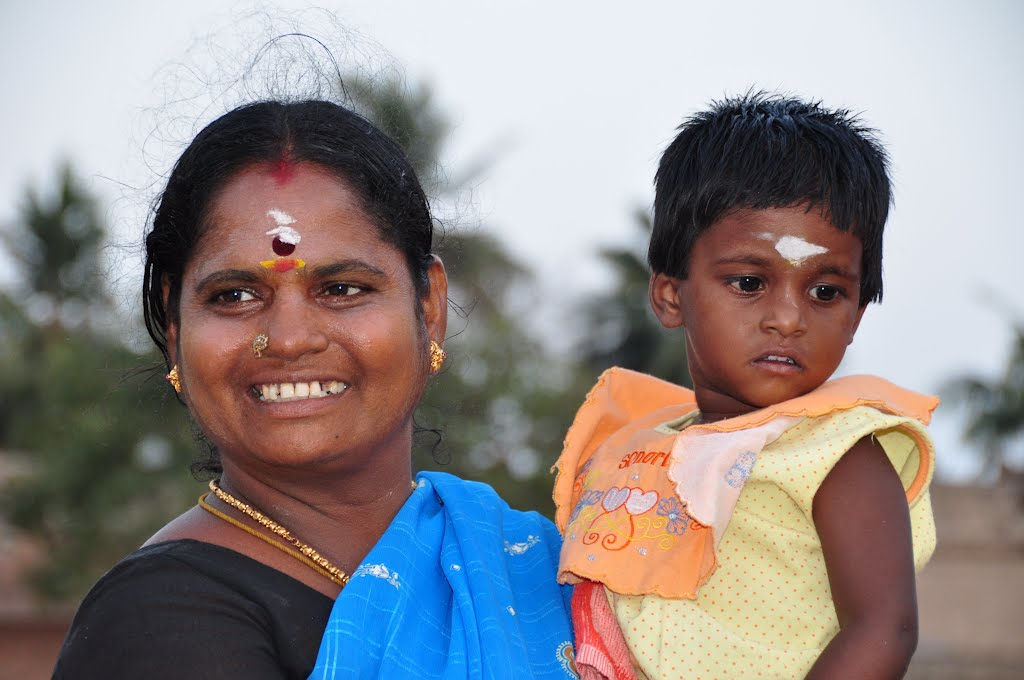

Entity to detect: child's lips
[753,353,802,369]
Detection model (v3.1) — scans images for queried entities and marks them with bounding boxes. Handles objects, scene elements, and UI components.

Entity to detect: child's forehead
[708,206,850,242]
[698,205,863,265]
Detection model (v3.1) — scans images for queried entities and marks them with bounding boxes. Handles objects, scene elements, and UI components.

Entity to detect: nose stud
[252,334,269,358]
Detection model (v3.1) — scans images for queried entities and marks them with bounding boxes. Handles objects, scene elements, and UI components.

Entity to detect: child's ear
[848,304,868,345]
[649,273,686,329]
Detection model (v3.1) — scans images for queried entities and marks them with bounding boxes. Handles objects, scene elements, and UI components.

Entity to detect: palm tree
[346,75,578,511]
[0,166,196,600]
[577,208,691,388]
[944,325,1024,480]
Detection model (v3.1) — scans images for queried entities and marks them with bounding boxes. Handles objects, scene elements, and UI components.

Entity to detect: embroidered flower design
[352,563,401,588]
[504,535,541,555]
[569,488,605,523]
[656,497,690,535]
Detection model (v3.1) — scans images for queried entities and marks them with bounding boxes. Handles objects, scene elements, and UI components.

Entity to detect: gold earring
[165,365,182,393]
[252,333,269,358]
[429,340,446,374]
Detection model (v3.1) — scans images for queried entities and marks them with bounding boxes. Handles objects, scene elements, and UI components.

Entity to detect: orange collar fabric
[553,367,938,598]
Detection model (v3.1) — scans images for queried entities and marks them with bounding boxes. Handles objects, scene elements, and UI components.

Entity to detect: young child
[554,93,937,679]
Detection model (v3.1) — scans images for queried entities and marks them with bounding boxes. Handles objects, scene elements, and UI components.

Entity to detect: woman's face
[166,163,446,475]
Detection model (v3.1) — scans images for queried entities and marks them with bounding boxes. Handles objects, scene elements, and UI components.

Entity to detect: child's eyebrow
[814,264,860,281]
[711,256,860,281]
[712,255,772,267]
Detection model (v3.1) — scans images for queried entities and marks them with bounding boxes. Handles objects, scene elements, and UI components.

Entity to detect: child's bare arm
[806,435,918,679]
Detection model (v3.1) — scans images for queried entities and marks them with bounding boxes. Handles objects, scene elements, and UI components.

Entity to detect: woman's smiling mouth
[252,380,349,402]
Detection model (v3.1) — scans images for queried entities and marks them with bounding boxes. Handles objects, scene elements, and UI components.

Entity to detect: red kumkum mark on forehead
[271,158,296,186]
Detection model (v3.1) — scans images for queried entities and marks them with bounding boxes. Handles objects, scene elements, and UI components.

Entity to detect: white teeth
[255,381,348,402]
[765,355,796,365]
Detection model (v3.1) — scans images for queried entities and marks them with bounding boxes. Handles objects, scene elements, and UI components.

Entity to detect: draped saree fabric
[309,472,578,679]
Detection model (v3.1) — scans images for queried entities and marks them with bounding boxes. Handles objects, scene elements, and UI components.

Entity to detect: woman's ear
[649,272,686,329]
[423,255,449,344]
[162,278,179,366]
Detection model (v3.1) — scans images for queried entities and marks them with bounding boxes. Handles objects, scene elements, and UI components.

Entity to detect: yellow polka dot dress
[554,368,938,679]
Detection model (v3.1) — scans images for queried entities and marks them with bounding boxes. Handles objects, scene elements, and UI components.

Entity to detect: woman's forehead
[188,164,392,271]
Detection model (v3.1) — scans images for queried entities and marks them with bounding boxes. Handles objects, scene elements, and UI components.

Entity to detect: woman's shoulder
[72,539,334,621]
[54,540,333,679]
[418,472,558,528]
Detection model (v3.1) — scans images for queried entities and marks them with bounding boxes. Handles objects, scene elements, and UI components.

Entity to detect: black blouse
[53,539,335,679]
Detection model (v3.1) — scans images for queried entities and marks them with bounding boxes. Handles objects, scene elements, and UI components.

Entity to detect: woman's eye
[323,283,363,297]
[729,276,763,293]
[810,285,841,301]
[214,289,256,304]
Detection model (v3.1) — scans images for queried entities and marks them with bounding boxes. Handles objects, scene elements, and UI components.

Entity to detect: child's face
[650,205,867,421]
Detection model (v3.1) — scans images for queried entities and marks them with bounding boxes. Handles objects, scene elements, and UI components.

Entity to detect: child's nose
[760,290,807,338]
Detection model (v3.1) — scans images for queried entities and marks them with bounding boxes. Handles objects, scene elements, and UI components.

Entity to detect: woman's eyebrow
[193,268,261,293]
[309,260,388,279]
[193,260,389,293]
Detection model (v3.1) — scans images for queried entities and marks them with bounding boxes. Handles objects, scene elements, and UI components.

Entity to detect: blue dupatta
[309,472,577,679]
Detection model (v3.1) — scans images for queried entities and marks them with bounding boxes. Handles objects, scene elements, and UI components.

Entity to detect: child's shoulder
[559,368,697,466]
[783,374,939,425]
[580,366,696,417]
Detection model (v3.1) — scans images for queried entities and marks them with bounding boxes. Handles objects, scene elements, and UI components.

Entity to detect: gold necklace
[198,494,346,585]
[200,478,419,588]
[204,479,351,587]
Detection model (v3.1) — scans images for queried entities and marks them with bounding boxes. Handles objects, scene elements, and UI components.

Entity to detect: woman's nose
[263,295,330,359]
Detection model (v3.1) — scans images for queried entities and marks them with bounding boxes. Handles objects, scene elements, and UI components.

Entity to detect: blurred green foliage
[0,165,196,601]
[944,326,1024,480]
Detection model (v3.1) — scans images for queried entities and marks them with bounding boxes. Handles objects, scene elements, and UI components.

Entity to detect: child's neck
[690,382,829,425]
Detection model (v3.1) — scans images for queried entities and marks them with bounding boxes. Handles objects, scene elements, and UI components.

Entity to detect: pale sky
[2,0,1022,480]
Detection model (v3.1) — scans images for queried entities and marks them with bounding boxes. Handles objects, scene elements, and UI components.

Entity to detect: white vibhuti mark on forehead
[267,209,296,226]
[266,225,301,245]
[265,210,301,246]
[774,235,828,266]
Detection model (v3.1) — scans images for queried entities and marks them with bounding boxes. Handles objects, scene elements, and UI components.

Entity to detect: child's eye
[323,283,364,297]
[809,285,841,301]
[728,276,764,293]
[213,289,256,304]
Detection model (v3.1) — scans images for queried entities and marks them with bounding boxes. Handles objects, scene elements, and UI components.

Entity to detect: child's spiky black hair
[649,91,892,305]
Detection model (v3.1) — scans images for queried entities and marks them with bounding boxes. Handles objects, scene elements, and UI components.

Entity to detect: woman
[53,100,576,679]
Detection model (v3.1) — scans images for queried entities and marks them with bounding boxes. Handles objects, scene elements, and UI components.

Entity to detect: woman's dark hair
[649,91,892,306]
[143,99,434,367]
